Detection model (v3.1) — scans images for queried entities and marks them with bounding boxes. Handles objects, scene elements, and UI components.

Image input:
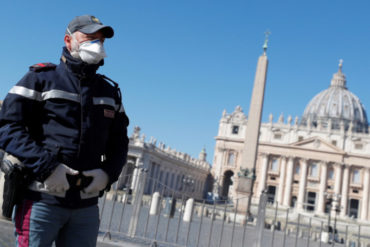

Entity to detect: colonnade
[257,153,368,219]
[122,155,206,200]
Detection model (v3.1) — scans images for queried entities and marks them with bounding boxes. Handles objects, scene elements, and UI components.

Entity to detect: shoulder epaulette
[99,74,119,88]
[29,63,57,72]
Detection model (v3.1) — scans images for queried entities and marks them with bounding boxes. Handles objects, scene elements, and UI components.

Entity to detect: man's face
[64,30,105,52]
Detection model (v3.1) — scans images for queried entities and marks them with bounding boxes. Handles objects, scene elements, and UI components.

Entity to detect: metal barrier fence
[98,171,369,247]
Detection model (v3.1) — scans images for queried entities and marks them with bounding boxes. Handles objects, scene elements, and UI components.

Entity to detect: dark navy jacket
[0,47,129,208]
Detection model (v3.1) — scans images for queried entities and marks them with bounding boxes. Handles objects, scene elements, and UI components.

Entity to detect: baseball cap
[67,15,114,38]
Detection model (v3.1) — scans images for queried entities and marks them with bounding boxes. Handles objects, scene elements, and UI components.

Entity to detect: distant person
[0,15,129,246]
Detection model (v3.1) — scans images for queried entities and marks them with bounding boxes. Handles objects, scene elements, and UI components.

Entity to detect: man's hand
[44,163,79,192]
[82,169,109,193]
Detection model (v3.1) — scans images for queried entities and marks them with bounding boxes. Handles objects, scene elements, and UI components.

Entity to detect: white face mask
[68,29,107,64]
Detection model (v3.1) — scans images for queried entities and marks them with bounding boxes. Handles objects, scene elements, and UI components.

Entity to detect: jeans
[14,200,99,247]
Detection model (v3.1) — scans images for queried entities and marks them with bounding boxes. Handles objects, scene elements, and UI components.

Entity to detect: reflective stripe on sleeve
[9,86,42,101]
[93,97,115,107]
[42,90,80,102]
[9,86,80,103]
[93,97,125,112]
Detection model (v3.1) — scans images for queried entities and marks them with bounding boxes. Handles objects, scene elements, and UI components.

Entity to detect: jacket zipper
[77,77,83,159]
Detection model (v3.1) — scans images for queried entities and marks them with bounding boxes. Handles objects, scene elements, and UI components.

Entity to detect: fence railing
[98,171,369,247]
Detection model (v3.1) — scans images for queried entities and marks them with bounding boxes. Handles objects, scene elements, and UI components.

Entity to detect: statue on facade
[140,134,146,142]
[237,168,256,180]
[278,113,284,123]
[287,115,292,125]
[132,126,141,140]
[294,116,299,126]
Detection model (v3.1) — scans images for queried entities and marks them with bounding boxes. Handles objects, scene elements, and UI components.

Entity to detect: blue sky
[1,1,370,163]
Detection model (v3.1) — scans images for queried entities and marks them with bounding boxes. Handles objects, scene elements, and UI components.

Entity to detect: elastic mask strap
[67,28,78,43]
[67,28,73,36]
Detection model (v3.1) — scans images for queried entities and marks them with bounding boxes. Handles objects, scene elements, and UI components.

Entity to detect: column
[340,165,349,217]
[277,156,287,205]
[334,164,343,195]
[131,157,142,191]
[283,157,294,207]
[316,161,328,214]
[257,153,269,196]
[297,159,308,210]
[217,148,225,179]
[361,168,370,220]
[332,163,343,216]
[117,162,129,189]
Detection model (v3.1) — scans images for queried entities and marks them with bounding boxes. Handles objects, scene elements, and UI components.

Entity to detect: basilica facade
[212,62,370,221]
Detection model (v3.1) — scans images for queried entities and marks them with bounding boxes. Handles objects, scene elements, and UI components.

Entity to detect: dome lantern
[330,59,347,88]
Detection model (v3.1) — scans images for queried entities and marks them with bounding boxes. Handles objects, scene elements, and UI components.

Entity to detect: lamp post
[332,194,341,247]
[182,176,194,197]
[324,192,341,244]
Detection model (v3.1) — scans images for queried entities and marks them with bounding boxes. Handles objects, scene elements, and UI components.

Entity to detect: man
[0,15,129,246]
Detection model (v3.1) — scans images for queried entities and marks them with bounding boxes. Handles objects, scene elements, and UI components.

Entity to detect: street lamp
[182,176,195,196]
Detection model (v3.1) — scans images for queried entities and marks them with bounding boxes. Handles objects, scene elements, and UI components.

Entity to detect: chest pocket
[91,97,117,134]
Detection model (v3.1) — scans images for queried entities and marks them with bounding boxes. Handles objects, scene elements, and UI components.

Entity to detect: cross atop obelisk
[263,30,271,54]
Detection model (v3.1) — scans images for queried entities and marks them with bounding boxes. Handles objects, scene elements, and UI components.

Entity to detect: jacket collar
[60,47,104,78]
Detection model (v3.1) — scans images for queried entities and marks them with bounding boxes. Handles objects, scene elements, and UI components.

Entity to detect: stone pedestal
[234,176,254,214]
[321,231,329,243]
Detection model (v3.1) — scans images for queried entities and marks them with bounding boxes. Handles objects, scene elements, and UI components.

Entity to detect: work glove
[82,169,109,193]
[44,163,79,192]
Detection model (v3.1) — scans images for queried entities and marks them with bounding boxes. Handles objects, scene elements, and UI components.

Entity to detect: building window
[355,143,363,150]
[352,169,361,184]
[232,125,239,134]
[179,175,185,190]
[176,174,181,190]
[310,163,318,177]
[328,168,334,180]
[331,140,337,146]
[298,136,303,142]
[158,171,164,189]
[349,199,359,218]
[267,186,276,203]
[270,158,279,171]
[294,165,300,175]
[165,172,169,186]
[170,173,175,188]
[227,153,235,165]
[274,133,282,140]
[306,192,316,211]
[291,196,297,207]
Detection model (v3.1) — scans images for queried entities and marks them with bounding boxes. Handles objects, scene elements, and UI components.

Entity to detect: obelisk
[235,32,269,214]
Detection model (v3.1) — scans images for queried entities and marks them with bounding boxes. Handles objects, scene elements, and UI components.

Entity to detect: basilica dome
[301,62,368,133]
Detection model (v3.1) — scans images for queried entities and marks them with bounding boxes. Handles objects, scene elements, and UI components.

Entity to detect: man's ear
[64,34,72,51]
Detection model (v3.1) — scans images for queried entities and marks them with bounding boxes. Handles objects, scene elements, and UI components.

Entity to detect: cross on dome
[339,59,343,72]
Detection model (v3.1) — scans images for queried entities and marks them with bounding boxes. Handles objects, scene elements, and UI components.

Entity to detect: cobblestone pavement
[0,219,147,247]
[0,220,14,247]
